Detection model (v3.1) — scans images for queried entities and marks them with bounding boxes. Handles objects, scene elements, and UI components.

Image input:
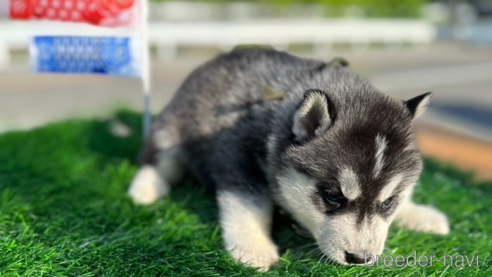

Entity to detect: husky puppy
[128,49,449,270]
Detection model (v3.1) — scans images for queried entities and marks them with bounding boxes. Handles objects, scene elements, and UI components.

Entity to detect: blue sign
[31,36,141,77]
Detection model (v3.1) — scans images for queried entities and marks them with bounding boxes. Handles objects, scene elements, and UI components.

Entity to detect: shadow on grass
[85,111,319,259]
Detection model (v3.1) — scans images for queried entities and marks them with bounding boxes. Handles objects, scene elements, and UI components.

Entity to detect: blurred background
[0,0,491,179]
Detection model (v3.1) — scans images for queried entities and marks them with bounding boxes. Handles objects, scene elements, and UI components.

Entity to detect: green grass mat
[0,111,490,276]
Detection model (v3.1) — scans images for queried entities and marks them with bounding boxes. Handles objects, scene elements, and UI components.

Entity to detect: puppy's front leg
[217,188,279,271]
[394,198,450,235]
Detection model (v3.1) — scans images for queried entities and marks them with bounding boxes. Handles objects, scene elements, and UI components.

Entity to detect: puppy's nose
[345,251,368,264]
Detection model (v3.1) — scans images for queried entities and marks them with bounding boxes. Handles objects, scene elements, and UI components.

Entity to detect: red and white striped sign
[7,0,135,26]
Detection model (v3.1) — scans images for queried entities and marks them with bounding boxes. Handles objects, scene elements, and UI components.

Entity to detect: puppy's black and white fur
[128,49,449,271]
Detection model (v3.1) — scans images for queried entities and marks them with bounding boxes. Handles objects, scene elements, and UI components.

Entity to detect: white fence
[0,19,436,68]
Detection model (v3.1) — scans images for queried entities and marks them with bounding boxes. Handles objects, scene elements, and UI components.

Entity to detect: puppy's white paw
[395,203,450,235]
[128,165,169,205]
[227,239,279,272]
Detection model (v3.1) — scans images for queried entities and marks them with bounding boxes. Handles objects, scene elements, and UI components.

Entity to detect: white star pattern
[33,37,138,77]
[23,0,135,26]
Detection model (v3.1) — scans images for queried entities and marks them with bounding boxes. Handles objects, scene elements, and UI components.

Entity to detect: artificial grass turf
[0,111,491,277]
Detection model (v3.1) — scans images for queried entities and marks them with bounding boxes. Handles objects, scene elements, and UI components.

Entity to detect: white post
[0,44,10,69]
[139,0,151,137]
[0,1,9,68]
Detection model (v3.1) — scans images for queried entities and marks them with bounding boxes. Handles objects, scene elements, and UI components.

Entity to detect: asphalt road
[1,43,491,142]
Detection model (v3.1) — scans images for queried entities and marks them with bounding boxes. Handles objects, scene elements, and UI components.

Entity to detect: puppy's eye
[322,189,344,203]
[382,196,394,209]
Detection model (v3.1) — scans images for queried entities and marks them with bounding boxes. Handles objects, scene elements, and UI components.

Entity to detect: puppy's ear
[404,92,433,119]
[315,57,349,72]
[293,90,332,141]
